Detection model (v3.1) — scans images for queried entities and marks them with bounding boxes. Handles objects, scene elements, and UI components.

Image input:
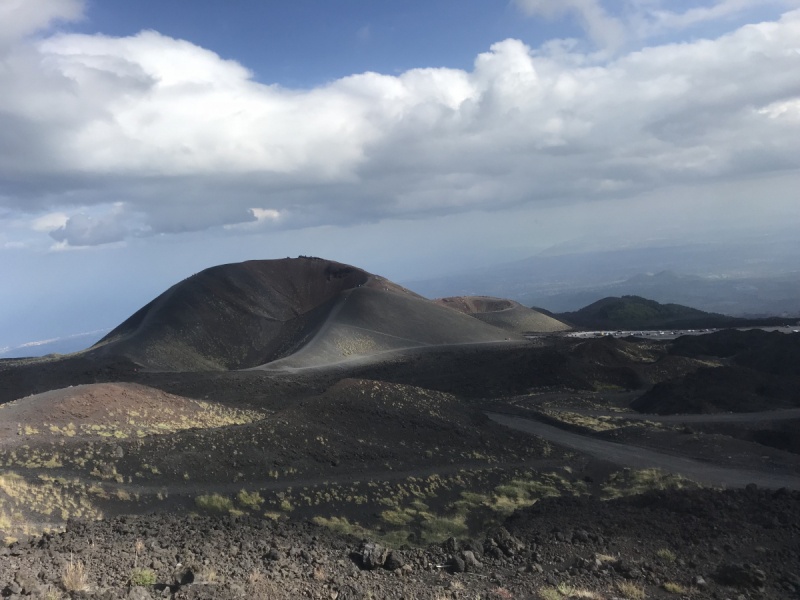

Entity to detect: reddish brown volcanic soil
[435,296,518,314]
[0,383,261,441]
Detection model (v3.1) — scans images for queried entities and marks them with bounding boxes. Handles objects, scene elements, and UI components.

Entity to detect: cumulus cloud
[0,4,799,246]
[49,204,131,247]
[30,211,68,232]
[0,0,83,47]
[514,0,626,49]
[514,0,800,48]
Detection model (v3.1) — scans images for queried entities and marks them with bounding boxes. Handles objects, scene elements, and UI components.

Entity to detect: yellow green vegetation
[0,472,102,536]
[664,582,686,594]
[195,493,235,513]
[452,471,587,518]
[602,468,694,499]
[237,490,264,509]
[542,410,663,433]
[553,583,601,598]
[617,582,646,599]
[311,516,412,549]
[7,401,264,441]
[657,548,677,563]
[62,559,88,592]
[130,568,156,586]
[310,469,590,548]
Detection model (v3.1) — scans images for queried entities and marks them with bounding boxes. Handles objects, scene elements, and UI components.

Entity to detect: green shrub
[195,494,234,512]
[130,568,156,586]
[237,490,264,509]
[657,548,677,563]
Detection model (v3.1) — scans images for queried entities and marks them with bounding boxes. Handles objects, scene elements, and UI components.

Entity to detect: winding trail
[487,412,800,490]
[545,407,800,423]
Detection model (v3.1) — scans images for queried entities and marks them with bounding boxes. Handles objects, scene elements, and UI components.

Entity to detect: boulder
[449,556,466,573]
[127,587,153,600]
[462,551,482,571]
[361,543,388,570]
[484,527,524,557]
[384,551,404,571]
[714,563,767,589]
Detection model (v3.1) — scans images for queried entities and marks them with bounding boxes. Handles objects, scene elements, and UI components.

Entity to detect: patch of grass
[664,582,686,594]
[42,588,62,600]
[420,515,468,544]
[595,553,617,563]
[617,581,646,599]
[539,589,561,600]
[237,490,264,509]
[556,583,601,598]
[657,548,676,563]
[62,558,88,592]
[130,568,156,586]
[381,509,415,526]
[602,468,695,499]
[312,516,410,549]
[195,493,234,512]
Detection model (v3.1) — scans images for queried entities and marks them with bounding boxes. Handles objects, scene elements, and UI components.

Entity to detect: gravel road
[487,412,800,490]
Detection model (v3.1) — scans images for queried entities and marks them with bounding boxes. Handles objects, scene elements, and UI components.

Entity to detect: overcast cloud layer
[1,0,800,249]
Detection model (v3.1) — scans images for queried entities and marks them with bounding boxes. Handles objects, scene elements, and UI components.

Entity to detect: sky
[1,0,800,356]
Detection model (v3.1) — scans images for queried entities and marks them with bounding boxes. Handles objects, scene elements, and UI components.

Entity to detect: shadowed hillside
[434,296,570,334]
[87,258,517,372]
[88,258,417,371]
[554,295,769,330]
[633,331,800,414]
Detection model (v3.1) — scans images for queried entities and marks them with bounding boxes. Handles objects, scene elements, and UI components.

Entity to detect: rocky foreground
[2,486,798,600]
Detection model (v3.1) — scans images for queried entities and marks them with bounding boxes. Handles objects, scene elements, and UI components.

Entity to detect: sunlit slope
[434,296,570,334]
[0,382,264,441]
[259,287,522,369]
[91,258,419,371]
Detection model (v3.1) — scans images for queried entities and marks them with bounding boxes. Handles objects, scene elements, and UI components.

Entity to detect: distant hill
[433,296,570,334]
[90,258,518,371]
[553,295,796,331]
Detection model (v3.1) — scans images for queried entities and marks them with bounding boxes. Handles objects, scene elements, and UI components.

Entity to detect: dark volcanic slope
[89,258,421,371]
[633,331,800,415]
[434,295,570,334]
[82,257,519,372]
[260,288,522,369]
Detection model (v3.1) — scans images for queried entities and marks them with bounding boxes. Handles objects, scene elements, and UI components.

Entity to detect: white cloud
[48,204,132,247]
[634,0,800,37]
[514,0,626,49]
[30,211,68,232]
[513,0,800,48]
[0,5,799,246]
[0,0,83,47]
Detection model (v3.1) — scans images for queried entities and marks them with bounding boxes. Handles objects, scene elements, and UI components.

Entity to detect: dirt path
[545,407,800,423]
[487,412,800,490]
[254,339,530,372]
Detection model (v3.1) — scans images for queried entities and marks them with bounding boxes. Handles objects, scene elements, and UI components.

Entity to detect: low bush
[130,568,156,586]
